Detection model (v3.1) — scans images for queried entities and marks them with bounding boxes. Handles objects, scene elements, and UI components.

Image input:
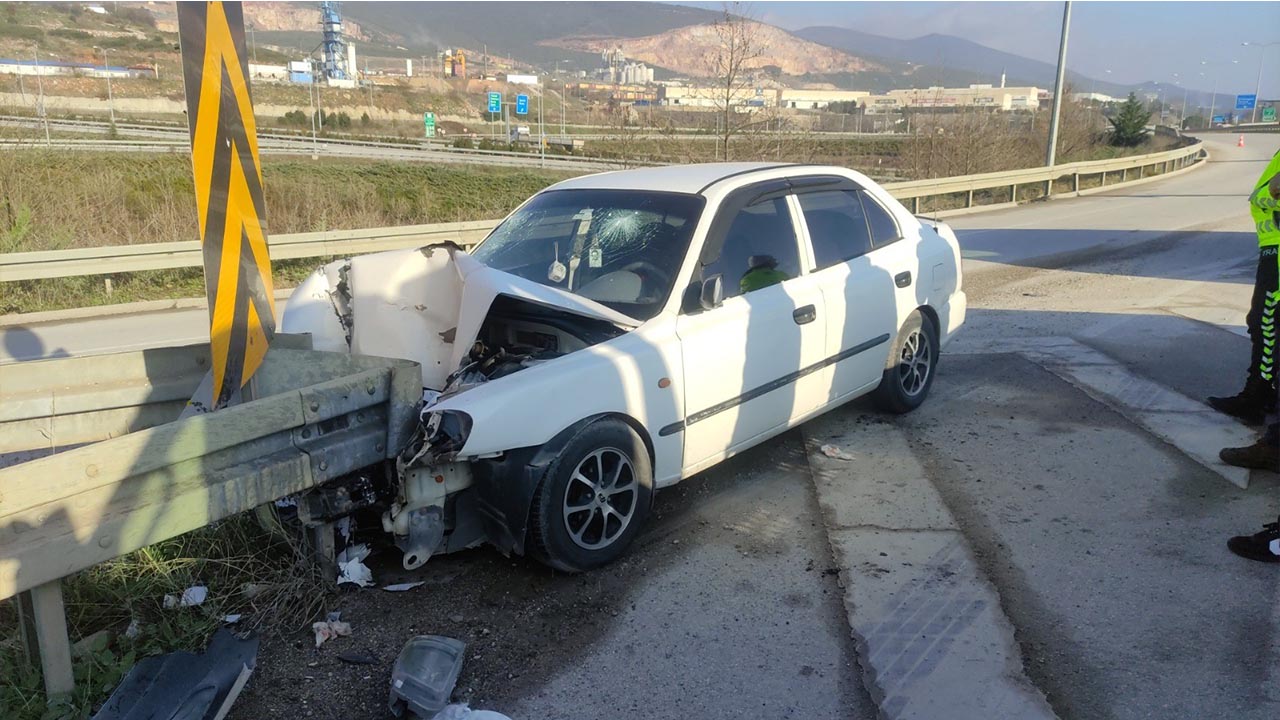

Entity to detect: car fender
[432,316,685,485]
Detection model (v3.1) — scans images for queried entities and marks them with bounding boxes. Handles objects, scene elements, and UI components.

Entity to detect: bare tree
[706,3,766,161]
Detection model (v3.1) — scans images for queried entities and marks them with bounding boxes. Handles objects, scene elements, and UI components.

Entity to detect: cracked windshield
[471,189,705,319]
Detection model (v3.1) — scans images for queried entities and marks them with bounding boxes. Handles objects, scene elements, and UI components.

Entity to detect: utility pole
[96,46,115,126]
[1045,0,1072,167]
[248,24,257,64]
[307,59,319,159]
[539,85,545,167]
[561,82,567,137]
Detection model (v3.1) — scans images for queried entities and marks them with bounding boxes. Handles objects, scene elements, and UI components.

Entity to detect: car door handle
[793,305,817,325]
[895,271,913,288]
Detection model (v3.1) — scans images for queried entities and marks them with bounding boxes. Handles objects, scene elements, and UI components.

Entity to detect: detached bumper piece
[90,629,259,720]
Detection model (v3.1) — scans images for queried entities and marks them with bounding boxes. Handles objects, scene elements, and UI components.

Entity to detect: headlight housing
[422,409,473,458]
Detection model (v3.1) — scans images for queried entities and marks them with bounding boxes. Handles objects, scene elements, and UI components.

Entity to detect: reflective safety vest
[1252,150,1280,248]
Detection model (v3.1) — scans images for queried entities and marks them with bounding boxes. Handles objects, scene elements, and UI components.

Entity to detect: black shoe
[1219,439,1280,471]
[1207,391,1269,426]
[1227,519,1280,563]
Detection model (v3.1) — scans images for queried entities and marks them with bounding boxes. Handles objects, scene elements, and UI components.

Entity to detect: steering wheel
[620,260,672,297]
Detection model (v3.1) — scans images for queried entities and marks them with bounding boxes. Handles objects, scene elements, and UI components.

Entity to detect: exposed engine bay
[280,243,636,569]
[436,294,625,400]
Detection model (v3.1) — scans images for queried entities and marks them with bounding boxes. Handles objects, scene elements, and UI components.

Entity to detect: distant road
[0,115,631,171]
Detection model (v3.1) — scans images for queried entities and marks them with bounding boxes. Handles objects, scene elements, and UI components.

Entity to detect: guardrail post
[911,197,919,214]
[1010,184,1017,203]
[1045,179,1053,198]
[1121,167,1128,182]
[1072,173,1080,194]
[966,189,974,208]
[1138,165,1145,179]
[30,581,75,697]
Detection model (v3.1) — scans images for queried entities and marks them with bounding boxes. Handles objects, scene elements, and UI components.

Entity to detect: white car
[283,162,966,572]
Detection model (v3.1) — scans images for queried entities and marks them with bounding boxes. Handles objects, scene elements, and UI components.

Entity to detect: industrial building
[778,89,871,110]
[876,84,1045,111]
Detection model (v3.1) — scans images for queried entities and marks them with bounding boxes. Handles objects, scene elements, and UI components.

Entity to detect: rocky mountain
[546,20,882,78]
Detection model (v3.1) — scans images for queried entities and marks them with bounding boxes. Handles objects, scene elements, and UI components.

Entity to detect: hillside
[798,26,1125,95]
[547,20,882,78]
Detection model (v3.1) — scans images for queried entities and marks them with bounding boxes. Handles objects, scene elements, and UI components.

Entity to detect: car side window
[859,191,902,247]
[703,197,802,300]
[796,190,873,270]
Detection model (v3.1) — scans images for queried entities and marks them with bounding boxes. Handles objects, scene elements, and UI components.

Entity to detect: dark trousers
[1246,247,1279,391]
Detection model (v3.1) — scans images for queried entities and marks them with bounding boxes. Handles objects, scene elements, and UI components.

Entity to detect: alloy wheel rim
[898,329,932,397]
[562,447,638,550]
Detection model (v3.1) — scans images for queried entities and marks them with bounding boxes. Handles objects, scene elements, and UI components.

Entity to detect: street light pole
[1241,41,1279,123]
[1045,1,1072,167]
[97,47,115,126]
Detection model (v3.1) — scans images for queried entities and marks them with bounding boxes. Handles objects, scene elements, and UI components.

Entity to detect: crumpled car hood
[282,243,639,390]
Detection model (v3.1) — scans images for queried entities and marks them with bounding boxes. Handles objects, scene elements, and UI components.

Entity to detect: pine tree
[1109,92,1150,147]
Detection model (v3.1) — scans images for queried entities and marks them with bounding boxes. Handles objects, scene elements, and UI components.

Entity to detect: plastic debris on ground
[89,629,258,720]
[819,444,856,461]
[388,635,466,718]
[337,543,375,587]
[223,614,243,624]
[162,585,209,608]
[313,611,353,648]
[337,651,379,665]
[124,619,142,639]
[432,704,513,720]
[383,581,426,592]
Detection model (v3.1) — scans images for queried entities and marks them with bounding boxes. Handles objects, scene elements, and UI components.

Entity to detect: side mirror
[699,275,724,311]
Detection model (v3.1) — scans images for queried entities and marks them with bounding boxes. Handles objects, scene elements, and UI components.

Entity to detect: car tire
[871,309,939,414]
[528,418,653,573]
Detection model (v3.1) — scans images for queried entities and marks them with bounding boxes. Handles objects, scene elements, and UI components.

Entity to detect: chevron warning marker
[177,1,274,409]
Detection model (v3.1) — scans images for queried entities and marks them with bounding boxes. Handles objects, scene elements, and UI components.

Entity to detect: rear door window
[796,190,873,270]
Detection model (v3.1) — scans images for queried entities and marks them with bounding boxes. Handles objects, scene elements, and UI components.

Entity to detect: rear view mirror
[700,275,724,311]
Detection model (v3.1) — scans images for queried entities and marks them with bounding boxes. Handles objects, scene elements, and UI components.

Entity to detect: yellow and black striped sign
[178,1,274,409]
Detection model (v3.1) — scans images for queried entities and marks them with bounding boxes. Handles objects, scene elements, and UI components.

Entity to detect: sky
[679,1,1280,97]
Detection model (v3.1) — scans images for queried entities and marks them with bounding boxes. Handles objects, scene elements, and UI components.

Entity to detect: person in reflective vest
[1222,148,1280,563]
[1209,148,1280,430]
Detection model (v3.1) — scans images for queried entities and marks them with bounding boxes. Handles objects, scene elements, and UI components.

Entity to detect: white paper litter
[223,614,243,624]
[124,618,142,639]
[337,543,374,587]
[163,585,208,608]
[382,581,425,592]
[312,619,353,648]
[819,444,856,461]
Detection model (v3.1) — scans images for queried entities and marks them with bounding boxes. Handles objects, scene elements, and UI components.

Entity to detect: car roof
[547,162,803,196]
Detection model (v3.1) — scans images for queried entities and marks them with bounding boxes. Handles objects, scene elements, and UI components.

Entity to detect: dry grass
[0,513,327,720]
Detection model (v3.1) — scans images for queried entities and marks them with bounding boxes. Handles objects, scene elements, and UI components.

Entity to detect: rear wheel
[529,418,653,573]
[871,309,939,414]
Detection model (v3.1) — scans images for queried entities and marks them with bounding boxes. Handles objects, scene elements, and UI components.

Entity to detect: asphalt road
[4,132,1279,718]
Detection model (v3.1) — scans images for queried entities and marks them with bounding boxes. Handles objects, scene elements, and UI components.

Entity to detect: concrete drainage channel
[802,414,1059,720]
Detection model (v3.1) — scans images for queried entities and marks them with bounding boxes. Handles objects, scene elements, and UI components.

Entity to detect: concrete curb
[803,416,1059,720]
[0,288,295,328]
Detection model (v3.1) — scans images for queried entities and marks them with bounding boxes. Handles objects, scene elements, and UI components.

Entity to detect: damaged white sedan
[282,163,966,572]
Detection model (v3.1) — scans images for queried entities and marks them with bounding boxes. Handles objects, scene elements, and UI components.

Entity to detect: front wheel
[528,418,653,573]
[871,309,939,414]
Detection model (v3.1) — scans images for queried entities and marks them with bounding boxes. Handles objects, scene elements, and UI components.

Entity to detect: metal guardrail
[0,140,1205,284]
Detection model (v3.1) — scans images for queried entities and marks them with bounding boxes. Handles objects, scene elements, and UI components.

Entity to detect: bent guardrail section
[0,340,422,694]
